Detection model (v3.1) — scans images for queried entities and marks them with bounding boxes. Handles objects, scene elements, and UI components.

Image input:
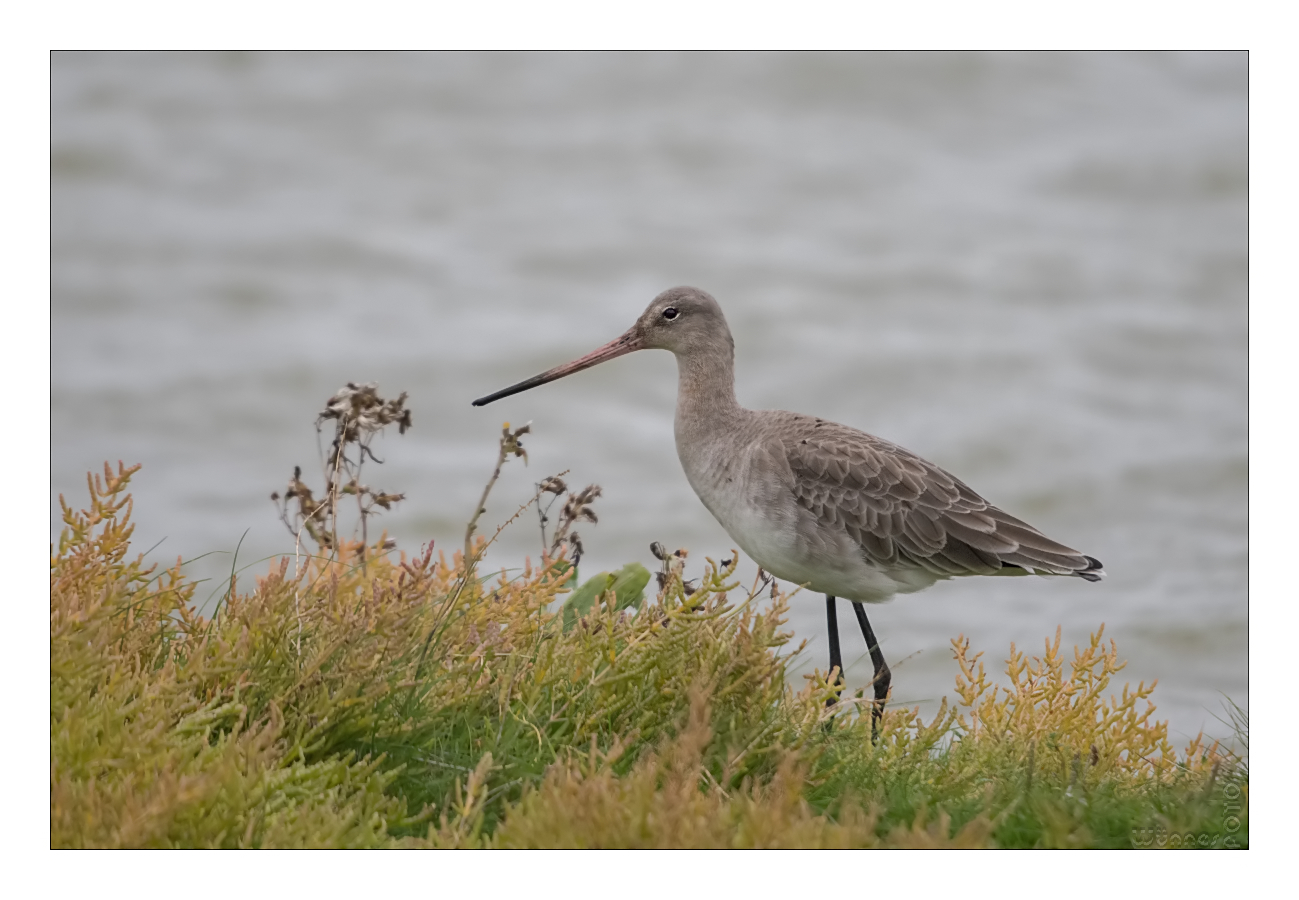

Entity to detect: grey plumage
[473,285,1104,730]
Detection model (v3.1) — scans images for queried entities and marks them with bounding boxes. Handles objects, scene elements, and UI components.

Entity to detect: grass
[50,460,1246,848]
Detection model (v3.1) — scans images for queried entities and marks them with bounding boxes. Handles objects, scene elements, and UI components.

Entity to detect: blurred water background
[51,51,1246,743]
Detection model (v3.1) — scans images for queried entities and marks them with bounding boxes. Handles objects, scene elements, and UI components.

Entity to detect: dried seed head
[319,382,412,445]
[501,421,530,463]
[276,382,413,556]
[539,476,567,495]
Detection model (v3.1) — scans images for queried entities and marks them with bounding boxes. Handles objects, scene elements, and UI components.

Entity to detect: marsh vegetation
[50,388,1245,848]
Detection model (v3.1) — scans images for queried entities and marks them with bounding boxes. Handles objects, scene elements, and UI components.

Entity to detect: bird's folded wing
[779,424,1090,577]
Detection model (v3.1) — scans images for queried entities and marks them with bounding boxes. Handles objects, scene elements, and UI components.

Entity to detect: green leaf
[607,562,651,611]
[560,562,651,633]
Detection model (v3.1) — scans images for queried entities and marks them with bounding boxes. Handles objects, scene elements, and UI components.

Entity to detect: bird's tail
[1074,555,1105,582]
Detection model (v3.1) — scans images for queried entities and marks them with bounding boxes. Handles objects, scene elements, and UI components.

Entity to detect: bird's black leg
[825,595,844,708]
[852,602,891,741]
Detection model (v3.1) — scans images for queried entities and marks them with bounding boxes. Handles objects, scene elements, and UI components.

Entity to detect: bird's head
[633,286,734,358]
[471,286,733,407]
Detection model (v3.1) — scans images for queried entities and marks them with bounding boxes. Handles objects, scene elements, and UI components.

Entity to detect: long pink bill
[472,328,642,407]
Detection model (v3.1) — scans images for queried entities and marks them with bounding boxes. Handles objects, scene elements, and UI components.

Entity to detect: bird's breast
[676,427,772,542]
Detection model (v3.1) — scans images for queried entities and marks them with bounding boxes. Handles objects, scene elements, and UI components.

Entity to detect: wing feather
[779,417,1097,579]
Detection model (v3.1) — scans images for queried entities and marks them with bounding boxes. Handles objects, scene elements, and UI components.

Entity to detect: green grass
[51,463,1246,848]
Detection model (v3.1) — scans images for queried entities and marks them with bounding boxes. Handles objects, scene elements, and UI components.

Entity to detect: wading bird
[474,287,1103,735]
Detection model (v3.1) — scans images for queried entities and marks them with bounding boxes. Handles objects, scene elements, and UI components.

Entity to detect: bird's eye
[662,307,679,320]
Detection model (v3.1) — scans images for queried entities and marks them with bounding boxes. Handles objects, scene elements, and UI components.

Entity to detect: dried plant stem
[533,470,572,557]
[328,428,347,561]
[465,437,509,568]
[537,490,556,551]
[746,565,773,602]
[292,521,305,661]
[355,434,368,571]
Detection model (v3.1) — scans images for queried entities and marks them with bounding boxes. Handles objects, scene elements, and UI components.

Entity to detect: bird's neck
[673,344,743,435]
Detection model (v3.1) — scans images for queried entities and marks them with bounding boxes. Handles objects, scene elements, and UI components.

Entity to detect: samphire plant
[51,394,1246,848]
